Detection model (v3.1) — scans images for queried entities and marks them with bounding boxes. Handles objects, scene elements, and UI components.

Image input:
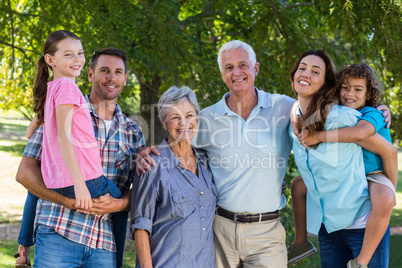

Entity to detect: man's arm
[15,156,76,210]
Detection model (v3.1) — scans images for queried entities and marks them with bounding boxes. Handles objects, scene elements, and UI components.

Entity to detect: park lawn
[0,239,137,268]
[1,235,402,267]
[390,153,402,226]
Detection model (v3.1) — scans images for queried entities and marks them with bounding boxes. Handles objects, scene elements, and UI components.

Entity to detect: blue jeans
[319,224,390,268]
[54,175,122,200]
[18,191,39,247]
[19,176,126,268]
[34,224,116,268]
[54,175,125,268]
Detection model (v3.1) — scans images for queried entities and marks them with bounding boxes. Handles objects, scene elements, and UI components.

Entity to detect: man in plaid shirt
[16,48,145,267]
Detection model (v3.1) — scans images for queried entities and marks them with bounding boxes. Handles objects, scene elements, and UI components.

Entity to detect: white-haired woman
[130,86,217,268]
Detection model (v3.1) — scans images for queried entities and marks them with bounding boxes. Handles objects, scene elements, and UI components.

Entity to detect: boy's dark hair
[337,63,383,107]
[90,48,128,73]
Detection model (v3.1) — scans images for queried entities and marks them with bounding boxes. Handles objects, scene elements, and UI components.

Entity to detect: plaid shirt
[24,94,145,252]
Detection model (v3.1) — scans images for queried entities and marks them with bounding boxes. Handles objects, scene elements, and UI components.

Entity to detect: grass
[390,155,402,227]
[291,235,402,267]
[0,239,137,268]
[0,142,27,158]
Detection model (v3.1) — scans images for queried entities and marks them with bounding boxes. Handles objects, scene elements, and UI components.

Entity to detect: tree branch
[7,0,15,75]
[0,41,35,64]
[285,2,314,9]
[262,0,295,52]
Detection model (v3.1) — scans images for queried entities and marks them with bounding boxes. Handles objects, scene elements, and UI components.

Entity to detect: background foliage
[1,0,401,248]
[1,0,401,143]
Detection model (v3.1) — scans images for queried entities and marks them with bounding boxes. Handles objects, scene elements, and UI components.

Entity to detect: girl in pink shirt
[15,30,124,267]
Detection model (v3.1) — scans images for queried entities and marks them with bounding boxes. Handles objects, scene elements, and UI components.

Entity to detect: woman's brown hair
[33,30,81,126]
[337,63,383,107]
[290,50,338,147]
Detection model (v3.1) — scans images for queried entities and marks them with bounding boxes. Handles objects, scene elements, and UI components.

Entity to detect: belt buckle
[233,213,245,224]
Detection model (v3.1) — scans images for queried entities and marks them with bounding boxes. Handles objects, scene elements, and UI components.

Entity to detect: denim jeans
[54,175,122,199]
[18,191,39,247]
[54,175,125,268]
[34,224,116,268]
[319,224,390,268]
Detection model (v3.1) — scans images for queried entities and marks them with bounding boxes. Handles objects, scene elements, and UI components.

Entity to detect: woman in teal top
[288,50,389,268]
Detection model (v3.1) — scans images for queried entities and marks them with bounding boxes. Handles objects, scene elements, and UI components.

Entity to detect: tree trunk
[137,73,165,146]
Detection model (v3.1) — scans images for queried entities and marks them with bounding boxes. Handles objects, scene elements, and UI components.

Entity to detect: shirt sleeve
[53,79,82,107]
[130,160,160,238]
[23,126,43,161]
[358,107,385,135]
[325,105,360,130]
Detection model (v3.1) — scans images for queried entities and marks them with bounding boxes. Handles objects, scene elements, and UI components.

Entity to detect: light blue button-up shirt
[130,139,216,267]
[193,88,295,213]
[290,105,372,235]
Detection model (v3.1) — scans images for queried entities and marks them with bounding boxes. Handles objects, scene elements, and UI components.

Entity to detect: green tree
[1,0,401,141]
[1,2,401,259]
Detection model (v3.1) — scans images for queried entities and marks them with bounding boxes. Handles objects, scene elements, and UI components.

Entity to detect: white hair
[217,40,257,72]
[158,86,200,125]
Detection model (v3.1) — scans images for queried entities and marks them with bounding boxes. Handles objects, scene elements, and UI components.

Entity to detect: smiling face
[293,55,326,100]
[46,38,85,81]
[220,48,259,96]
[340,78,368,110]
[163,100,198,144]
[88,55,127,102]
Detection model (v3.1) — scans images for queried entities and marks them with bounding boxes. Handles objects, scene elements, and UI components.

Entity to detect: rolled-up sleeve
[130,160,160,239]
[23,126,43,161]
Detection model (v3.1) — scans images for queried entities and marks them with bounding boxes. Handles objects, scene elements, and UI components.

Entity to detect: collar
[296,105,302,118]
[214,87,271,115]
[157,139,208,168]
[85,94,125,123]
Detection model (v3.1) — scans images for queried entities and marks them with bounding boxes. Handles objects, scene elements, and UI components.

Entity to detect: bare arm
[290,101,300,136]
[134,229,153,268]
[300,120,376,146]
[56,104,92,210]
[15,156,76,209]
[358,134,398,188]
[26,114,39,139]
[77,190,131,215]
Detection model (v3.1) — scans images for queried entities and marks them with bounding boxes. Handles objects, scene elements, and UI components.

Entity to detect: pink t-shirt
[41,77,103,189]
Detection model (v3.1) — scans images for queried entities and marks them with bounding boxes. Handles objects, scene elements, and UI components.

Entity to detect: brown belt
[216,206,279,223]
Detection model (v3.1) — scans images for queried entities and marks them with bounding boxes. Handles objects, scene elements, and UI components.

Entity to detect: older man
[137,40,294,267]
[192,40,294,267]
[16,48,145,267]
